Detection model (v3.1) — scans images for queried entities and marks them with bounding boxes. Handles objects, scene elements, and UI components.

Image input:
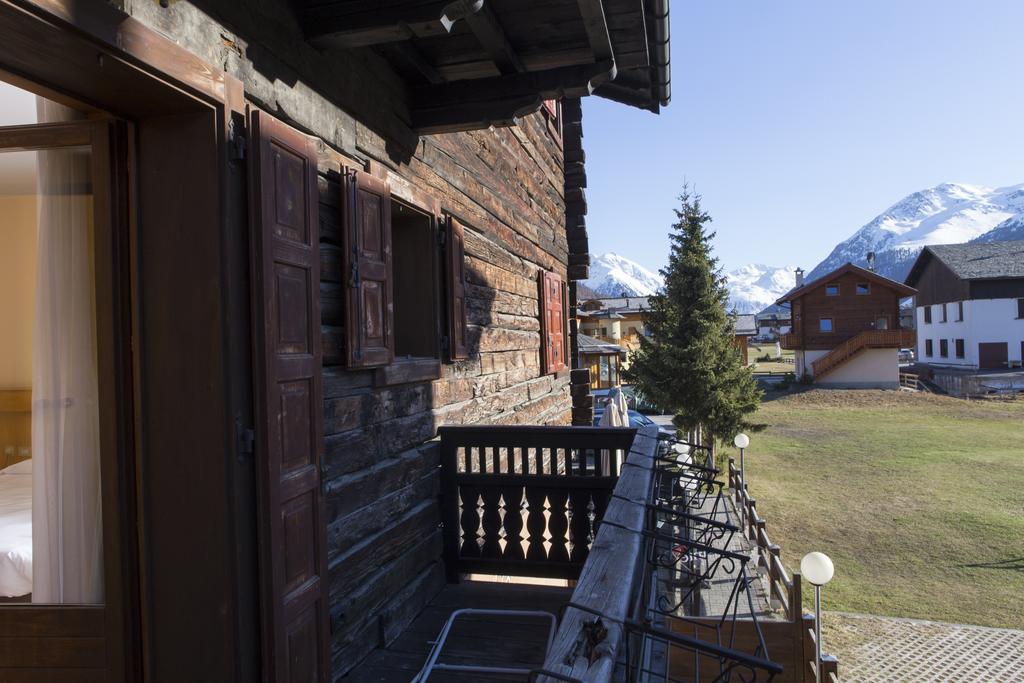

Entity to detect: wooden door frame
[0,2,254,681]
[0,118,136,681]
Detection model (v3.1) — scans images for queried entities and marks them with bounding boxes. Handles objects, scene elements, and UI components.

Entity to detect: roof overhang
[292,0,671,133]
[775,262,917,305]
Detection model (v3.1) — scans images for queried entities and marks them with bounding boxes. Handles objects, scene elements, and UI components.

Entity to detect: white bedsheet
[0,468,32,597]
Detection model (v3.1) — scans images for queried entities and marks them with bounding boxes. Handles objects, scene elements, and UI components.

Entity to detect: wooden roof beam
[304,0,483,49]
[411,61,614,134]
[576,0,616,68]
[463,3,524,75]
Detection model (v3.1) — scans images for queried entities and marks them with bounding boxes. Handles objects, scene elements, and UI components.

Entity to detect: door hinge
[349,248,360,288]
[236,419,255,463]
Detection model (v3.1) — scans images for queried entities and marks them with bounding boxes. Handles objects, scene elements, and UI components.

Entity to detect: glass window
[1017,298,1024,319]
[925,339,933,357]
[819,318,833,332]
[940,303,947,323]
[955,339,965,358]
[940,339,948,357]
[599,356,611,387]
[923,306,932,324]
[825,284,839,296]
[856,283,870,295]
[0,141,102,605]
[956,301,964,321]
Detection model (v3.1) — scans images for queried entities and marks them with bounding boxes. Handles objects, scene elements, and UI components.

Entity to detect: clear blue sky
[583,0,1024,275]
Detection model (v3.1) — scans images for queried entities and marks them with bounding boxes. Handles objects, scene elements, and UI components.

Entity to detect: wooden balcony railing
[438,425,637,582]
[779,332,800,350]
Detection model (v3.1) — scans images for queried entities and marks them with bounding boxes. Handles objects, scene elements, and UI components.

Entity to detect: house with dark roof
[904,241,1024,369]
[733,313,758,359]
[776,263,916,387]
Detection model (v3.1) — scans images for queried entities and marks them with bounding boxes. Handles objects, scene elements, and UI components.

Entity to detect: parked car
[898,348,915,362]
[593,407,675,437]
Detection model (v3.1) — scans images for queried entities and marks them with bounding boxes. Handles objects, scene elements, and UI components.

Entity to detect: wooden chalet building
[905,241,1024,370]
[777,263,916,388]
[0,1,748,682]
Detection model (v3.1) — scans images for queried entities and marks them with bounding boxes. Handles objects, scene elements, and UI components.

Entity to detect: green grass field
[721,389,1024,629]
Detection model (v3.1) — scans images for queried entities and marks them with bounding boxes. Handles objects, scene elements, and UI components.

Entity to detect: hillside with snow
[973,214,1024,243]
[807,182,1024,282]
[582,253,663,296]
[725,264,799,313]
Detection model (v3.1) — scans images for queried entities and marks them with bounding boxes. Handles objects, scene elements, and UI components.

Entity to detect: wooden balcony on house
[344,424,798,682]
[781,327,914,351]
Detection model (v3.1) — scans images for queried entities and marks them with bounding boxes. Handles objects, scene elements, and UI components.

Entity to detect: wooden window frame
[939,339,949,358]
[1016,298,1024,319]
[0,119,138,680]
[856,282,870,295]
[956,301,964,322]
[940,303,947,323]
[819,317,834,333]
[923,306,932,324]
[542,98,562,144]
[925,339,933,357]
[389,196,442,362]
[825,283,840,297]
[955,339,965,359]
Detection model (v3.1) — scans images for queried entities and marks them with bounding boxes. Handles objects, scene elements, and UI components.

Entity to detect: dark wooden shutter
[539,270,567,374]
[249,111,330,683]
[445,216,469,360]
[343,169,393,367]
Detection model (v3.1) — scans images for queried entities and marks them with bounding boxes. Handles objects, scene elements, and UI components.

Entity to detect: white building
[904,242,1024,370]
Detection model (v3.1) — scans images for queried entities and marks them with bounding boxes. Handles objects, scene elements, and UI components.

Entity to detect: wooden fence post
[767,543,781,610]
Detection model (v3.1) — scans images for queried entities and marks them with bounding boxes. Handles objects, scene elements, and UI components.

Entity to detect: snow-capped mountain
[807,182,1024,282]
[582,252,663,297]
[973,214,1024,243]
[725,264,799,314]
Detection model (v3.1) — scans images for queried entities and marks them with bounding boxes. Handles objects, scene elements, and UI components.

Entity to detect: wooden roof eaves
[775,262,917,304]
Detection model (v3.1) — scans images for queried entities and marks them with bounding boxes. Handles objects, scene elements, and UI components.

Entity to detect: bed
[0,459,32,598]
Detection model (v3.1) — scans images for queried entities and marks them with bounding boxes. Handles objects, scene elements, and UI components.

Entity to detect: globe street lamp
[801,552,835,683]
[733,433,750,529]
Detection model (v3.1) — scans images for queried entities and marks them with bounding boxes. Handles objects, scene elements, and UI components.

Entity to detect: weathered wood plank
[538,425,659,682]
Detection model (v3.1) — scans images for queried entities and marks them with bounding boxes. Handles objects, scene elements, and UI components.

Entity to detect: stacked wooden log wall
[126,2,572,676]
[562,97,595,426]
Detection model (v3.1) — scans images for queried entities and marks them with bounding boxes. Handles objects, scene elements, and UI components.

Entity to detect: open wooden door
[249,110,330,683]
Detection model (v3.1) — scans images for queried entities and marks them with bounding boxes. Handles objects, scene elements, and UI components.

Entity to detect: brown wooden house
[777,263,916,387]
[0,1,710,681]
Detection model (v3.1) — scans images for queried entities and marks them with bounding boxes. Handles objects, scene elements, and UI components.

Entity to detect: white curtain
[31,98,103,604]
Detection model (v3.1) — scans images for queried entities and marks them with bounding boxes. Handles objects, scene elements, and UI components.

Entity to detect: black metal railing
[537,426,783,683]
[438,425,637,582]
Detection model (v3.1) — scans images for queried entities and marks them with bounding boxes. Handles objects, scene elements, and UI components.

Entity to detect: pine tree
[625,187,762,446]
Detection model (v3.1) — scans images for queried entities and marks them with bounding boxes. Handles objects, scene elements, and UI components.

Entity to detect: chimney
[867,251,876,272]
[795,268,805,288]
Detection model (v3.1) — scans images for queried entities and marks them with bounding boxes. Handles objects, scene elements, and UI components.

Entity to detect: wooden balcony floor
[344,580,572,682]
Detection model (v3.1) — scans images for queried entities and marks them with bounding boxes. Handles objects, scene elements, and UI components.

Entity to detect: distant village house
[905,241,1024,370]
[776,263,916,388]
